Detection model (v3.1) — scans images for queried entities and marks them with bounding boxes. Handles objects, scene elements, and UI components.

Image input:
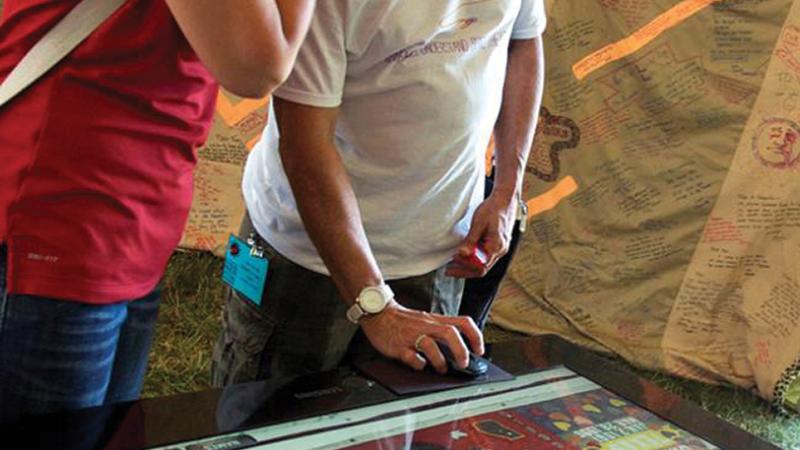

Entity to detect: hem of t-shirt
[8,272,159,305]
[511,19,547,40]
[252,219,457,281]
[273,86,342,108]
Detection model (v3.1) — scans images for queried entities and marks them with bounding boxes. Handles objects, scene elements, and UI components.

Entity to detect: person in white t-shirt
[212,0,546,385]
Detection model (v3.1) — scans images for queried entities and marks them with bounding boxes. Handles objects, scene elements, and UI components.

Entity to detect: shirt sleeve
[511,0,547,40]
[272,1,347,108]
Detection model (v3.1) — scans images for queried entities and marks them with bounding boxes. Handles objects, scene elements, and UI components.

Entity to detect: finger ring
[414,334,428,352]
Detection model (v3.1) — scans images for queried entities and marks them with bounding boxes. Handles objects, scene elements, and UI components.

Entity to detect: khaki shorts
[211,214,465,387]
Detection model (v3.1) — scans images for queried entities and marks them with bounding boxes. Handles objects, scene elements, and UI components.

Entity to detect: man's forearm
[276,106,383,304]
[277,109,484,370]
[493,37,545,203]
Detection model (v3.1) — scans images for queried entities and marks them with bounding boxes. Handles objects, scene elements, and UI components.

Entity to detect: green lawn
[145,251,800,449]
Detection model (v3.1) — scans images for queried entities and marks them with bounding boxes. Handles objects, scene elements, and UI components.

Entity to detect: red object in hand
[465,246,489,268]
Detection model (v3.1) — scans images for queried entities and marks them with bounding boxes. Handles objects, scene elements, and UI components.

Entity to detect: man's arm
[274,98,484,374]
[447,37,545,277]
[165,0,316,98]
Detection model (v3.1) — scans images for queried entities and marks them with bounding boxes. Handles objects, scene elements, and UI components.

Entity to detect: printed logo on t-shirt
[385,0,508,64]
[27,253,59,263]
[439,0,491,32]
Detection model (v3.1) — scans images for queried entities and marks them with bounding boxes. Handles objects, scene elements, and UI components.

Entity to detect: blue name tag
[222,235,269,305]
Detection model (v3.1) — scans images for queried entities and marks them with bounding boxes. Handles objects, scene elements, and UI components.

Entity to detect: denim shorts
[0,245,160,423]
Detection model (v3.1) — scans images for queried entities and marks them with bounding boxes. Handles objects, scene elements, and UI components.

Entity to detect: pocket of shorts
[212,289,276,386]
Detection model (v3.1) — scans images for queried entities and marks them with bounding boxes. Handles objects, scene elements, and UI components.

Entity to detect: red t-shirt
[0,0,218,303]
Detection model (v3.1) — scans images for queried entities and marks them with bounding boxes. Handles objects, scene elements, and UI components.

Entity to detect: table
[0,335,780,450]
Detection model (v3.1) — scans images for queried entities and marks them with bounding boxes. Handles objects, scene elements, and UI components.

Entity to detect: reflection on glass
[162,367,717,450]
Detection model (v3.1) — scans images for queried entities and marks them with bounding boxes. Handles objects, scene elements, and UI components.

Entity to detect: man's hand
[448,37,543,278]
[360,300,484,374]
[446,193,517,278]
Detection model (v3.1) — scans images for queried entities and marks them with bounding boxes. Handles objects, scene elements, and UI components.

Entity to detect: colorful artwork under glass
[160,368,717,450]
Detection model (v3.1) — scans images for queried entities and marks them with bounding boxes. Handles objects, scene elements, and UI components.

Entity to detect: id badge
[222,235,269,305]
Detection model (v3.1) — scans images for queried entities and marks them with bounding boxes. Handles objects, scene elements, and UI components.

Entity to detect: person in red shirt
[0,0,316,423]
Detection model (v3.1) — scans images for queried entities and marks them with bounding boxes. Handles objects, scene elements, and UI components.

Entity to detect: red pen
[465,246,489,268]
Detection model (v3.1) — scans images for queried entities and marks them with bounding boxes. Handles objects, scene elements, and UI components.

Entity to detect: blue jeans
[0,245,160,424]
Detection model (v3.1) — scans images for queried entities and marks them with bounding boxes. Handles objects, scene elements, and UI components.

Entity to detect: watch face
[360,289,387,313]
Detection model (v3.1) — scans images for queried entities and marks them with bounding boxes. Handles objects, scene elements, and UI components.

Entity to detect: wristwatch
[346,284,394,324]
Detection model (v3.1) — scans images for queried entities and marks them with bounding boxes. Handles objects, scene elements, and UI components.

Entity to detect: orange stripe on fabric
[572,0,720,80]
[484,136,496,174]
[246,133,262,151]
[215,90,270,126]
[526,176,578,218]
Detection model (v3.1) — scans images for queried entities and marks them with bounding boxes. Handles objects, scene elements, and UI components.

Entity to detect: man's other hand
[359,300,484,374]
[446,193,516,278]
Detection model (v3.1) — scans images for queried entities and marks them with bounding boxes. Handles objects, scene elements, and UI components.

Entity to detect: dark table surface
[0,335,780,450]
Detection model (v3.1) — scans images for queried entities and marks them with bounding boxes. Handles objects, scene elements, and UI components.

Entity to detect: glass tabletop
[0,335,780,450]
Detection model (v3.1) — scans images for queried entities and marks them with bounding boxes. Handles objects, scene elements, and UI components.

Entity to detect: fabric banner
[178,92,267,255]
[492,0,800,409]
[5,0,798,410]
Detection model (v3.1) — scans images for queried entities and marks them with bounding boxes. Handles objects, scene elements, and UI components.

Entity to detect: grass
[143,251,227,398]
[145,251,800,449]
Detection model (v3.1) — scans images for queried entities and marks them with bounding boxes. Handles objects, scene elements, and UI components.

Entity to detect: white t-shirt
[242,0,547,278]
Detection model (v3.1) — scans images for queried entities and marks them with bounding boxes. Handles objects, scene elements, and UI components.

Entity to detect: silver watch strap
[375,283,394,302]
[346,303,366,324]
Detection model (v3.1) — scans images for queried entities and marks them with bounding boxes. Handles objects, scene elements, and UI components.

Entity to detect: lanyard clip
[246,233,265,258]
[517,196,528,234]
